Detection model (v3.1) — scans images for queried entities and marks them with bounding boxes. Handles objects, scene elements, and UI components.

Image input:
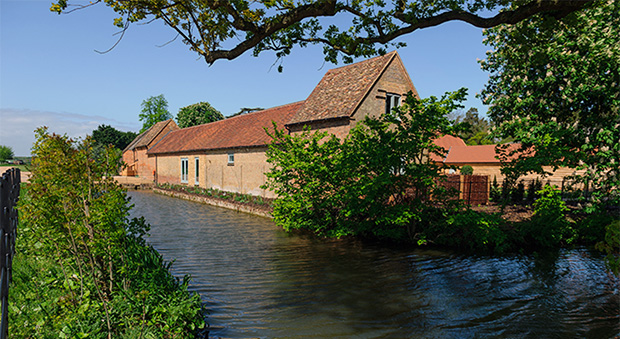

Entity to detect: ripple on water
[128,191,620,339]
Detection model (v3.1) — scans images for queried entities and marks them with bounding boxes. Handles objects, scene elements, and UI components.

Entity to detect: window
[181,158,188,183]
[228,153,234,165]
[385,93,401,115]
[194,157,199,185]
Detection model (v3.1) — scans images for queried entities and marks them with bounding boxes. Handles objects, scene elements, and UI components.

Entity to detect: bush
[520,185,575,247]
[490,176,501,202]
[460,165,473,175]
[526,178,542,203]
[264,90,468,240]
[511,180,525,204]
[430,209,512,253]
[596,220,620,276]
[12,128,204,338]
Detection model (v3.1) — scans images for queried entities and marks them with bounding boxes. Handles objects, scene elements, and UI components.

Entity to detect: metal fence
[0,168,20,339]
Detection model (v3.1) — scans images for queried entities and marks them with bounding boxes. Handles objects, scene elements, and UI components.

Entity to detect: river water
[128,191,619,338]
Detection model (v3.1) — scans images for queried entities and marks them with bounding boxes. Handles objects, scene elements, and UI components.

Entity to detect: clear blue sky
[1,0,491,156]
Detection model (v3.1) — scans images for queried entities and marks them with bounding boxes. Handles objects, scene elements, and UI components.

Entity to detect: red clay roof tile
[429,135,467,162]
[147,101,303,154]
[443,143,522,164]
[288,51,397,125]
[124,119,178,151]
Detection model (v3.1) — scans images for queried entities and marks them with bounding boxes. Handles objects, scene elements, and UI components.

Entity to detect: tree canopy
[264,89,465,239]
[228,107,265,118]
[92,124,137,150]
[480,0,619,205]
[51,0,592,65]
[0,145,14,162]
[176,101,224,128]
[139,94,173,133]
[452,108,494,145]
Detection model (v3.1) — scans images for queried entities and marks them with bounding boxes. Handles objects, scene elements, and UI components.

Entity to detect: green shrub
[596,220,620,276]
[11,128,205,338]
[520,185,575,247]
[511,180,525,204]
[460,165,473,175]
[264,90,468,240]
[525,178,542,203]
[490,176,501,202]
[432,210,511,253]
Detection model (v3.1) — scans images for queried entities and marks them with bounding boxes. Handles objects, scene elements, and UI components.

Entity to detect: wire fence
[0,168,20,339]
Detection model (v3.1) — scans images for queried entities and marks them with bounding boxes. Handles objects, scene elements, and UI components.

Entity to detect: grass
[0,163,30,172]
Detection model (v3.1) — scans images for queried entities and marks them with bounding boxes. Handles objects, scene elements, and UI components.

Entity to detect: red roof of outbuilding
[429,135,467,162]
[148,101,303,154]
[443,143,522,164]
[433,135,467,149]
[444,145,499,163]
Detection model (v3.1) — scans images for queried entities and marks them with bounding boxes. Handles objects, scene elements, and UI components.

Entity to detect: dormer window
[385,93,401,114]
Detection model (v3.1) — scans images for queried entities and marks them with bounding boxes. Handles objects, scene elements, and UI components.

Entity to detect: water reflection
[128,191,619,338]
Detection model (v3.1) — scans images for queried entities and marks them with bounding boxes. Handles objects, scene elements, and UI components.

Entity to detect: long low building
[122,51,579,198]
[125,51,418,197]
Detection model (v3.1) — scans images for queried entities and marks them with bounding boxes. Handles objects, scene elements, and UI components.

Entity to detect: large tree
[176,101,224,128]
[51,1,592,65]
[0,145,14,162]
[452,108,493,145]
[92,124,138,150]
[139,94,173,133]
[479,0,619,205]
[264,89,465,239]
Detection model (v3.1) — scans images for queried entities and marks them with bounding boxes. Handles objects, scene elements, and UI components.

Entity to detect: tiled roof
[124,119,178,151]
[429,135,467,162]
[430,136,523,164]
[288,51,398,125]
[148,101,303,154]
[434,135,467,149]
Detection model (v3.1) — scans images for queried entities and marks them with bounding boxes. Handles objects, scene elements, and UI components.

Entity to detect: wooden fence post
[0,168,20,339]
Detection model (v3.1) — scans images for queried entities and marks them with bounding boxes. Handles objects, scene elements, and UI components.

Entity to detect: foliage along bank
[10,128,205,338]
[262,91,619,273]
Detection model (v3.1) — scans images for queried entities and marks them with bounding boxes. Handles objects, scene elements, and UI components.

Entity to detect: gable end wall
[351,57,417,127]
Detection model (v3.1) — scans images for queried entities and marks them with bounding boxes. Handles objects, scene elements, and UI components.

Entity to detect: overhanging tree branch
[53,0,594,64]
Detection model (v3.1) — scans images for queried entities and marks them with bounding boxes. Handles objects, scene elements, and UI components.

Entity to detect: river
[128,190,619,338]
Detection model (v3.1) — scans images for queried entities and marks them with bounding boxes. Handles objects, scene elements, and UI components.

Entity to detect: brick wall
[287,118,351,139]
[153,147,274,197]
[352,57,417,126]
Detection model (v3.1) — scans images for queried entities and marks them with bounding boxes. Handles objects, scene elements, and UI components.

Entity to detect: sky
[0,0,492,156]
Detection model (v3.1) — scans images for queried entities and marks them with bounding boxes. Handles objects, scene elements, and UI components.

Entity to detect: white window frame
[385,93,401,115]
[194,157,200,185]
[181,158,188,183]
[228,153,234,166]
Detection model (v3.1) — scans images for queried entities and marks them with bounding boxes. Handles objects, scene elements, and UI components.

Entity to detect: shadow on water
[128,191,619,339]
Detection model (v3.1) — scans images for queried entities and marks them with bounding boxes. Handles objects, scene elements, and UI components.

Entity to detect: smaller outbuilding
[121,119,179,180]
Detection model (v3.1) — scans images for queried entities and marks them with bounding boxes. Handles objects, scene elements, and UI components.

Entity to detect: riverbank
[150,184,540,222]
[153,186,273,218]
